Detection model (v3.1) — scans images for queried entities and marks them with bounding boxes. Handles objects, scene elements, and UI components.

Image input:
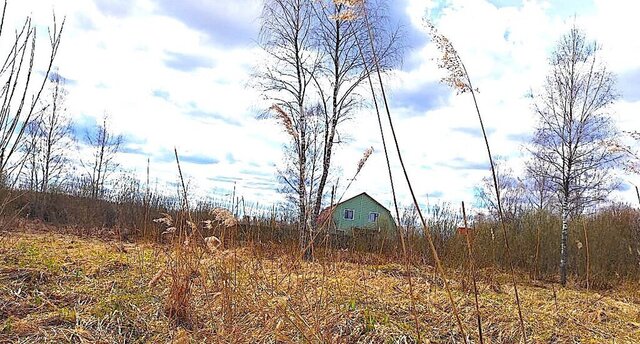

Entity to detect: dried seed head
[162,227,176,235]
[330,0,364,21]
[601,139,629,154]
[208,207,238,228]
[223,217,238,228]
[333,0,364,6]
[425,20,472,94]
[153,213,173,227]
[330,9,358,21]
[356,146,374,175]
[204,236,221,252]
[270,104,297,140]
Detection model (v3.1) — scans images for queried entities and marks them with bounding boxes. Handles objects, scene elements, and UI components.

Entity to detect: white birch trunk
[560,198,569,286]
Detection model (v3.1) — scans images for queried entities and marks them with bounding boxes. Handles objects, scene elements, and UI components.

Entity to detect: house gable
[330,192,395,235]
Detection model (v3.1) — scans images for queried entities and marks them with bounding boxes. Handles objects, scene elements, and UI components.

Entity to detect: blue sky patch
[618,68,640,102]
[506,132,531,143]
[154,0,258,47]
[393,82,450,114]
[70,115,98,144]
[164,52,214,72]
[439,157,490,171]
[180,154,219,165]
[93,0,133,17]
[186,109,241,126]
[152,89,170,101]
[452,126,496,138]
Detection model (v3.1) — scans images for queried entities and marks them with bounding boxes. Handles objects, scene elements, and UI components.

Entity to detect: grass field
[1,222,639,343]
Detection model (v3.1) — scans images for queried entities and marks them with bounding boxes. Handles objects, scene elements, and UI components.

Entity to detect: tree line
[0,1,124,201]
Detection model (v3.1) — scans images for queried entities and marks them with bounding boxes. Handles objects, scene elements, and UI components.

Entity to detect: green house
[318,192,396,235]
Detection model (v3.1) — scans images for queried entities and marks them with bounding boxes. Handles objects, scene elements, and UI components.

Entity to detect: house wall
[331,194,395,235]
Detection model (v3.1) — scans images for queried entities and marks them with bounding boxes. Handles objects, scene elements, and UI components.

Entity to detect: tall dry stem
[340,7,426,339]
[159,149,205,326]
[308,146,373,257]
[356,7,469,343]
[426,20,527,342]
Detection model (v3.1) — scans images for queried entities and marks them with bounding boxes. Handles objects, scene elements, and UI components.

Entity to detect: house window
[344,209,354,220]
[368,212,379,222]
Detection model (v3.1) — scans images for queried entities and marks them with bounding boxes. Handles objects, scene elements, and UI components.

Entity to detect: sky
[11,0,640,212]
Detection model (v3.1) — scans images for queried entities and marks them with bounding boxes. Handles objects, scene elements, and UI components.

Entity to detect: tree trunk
[582,219,590,291]
[299,104,312,261]
[312,15,341,232]
[312,124,335,232]
[560,198,569,286]
[533,222,540,280]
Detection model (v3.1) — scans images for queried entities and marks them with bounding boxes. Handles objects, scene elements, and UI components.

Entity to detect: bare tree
[528,26,624,286]
[0,1,64,186]
[256,0,320,260]
[255,0,399,260]
[474,159,527,222]
[309,0,400,228]
[22,119,40,190]
[82,115,122,199]
[22,69,73,192]
[619,130,640,177]
[277,104,325,211]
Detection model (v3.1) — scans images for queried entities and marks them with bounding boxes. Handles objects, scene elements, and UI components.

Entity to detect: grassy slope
[1,226,639,343]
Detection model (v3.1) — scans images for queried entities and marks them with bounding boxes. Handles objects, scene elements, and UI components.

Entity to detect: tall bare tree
[0,1,64,186]
[256,0,319,259]
[22,69,73,192]
[528,26,624,286]
[255,0,399,260]
[82,115,122,199]
[309,0,400,228]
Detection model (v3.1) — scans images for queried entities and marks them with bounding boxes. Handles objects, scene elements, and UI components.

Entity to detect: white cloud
[10,0,640,210]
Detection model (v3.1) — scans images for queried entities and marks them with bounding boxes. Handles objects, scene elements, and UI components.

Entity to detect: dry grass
[1,221,639,343]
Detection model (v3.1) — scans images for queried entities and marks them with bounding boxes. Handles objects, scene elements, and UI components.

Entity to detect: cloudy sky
[13,0,640,211]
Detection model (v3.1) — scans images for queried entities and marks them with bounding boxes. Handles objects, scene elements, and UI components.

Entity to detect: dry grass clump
[153,212,199,326]
[150,203,240,328]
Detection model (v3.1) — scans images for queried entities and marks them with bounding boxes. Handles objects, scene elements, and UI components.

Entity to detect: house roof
[338,192,393,214]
